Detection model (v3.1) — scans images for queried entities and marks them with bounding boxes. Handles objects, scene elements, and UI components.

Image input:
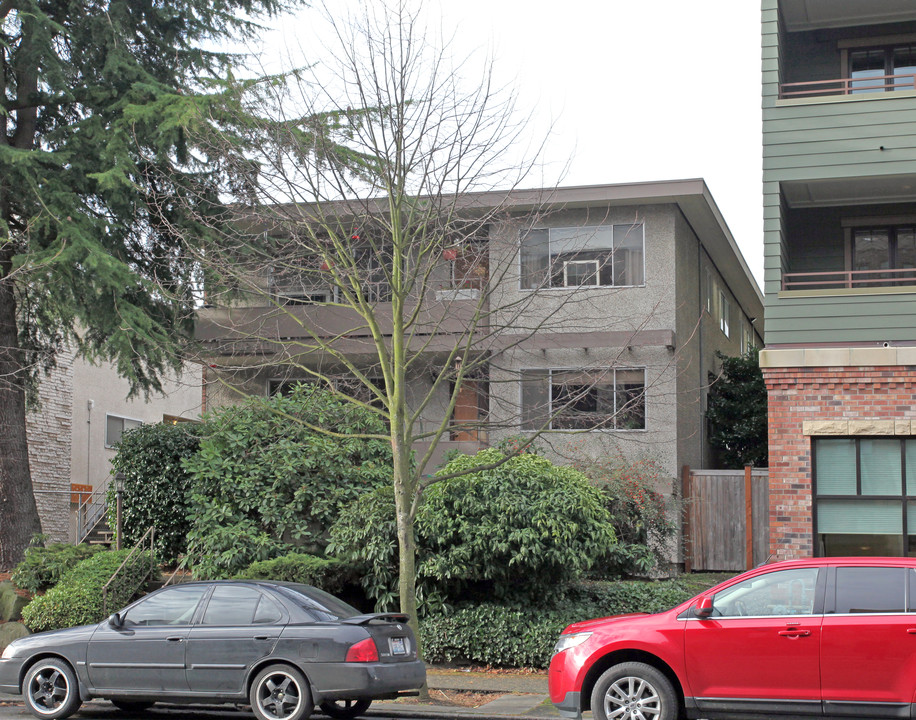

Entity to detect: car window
[274,584,361,621]
[712,568,818,618]
[201,586,263,625]
[122,586,208,626]
[253,595,283,624]
[834,567,906,614]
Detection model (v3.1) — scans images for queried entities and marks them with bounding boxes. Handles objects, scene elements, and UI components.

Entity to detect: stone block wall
[24,349,74,543]
[762,364,916,560]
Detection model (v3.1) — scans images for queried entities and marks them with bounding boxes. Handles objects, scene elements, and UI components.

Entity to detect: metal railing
[102,526,157,616]
[780,73,916,99]
[782,267,916,291]
[76,482,111,544]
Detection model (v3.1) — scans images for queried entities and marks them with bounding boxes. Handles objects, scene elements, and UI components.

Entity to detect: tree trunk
[0,244,41,570]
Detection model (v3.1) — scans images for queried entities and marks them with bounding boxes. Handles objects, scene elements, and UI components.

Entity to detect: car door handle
[166,636,184,642]
[907,628,916,634]
[254,635,271,641]
[778,629,810,637]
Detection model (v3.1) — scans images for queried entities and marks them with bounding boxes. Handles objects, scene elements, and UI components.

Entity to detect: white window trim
[719,291,731,338]
[105,414,144,449]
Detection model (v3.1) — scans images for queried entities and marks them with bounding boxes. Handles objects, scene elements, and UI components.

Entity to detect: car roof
[757,556,916,570]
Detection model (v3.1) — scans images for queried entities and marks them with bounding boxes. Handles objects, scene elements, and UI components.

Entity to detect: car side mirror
[695,596,714,618]
[108,612,123,628]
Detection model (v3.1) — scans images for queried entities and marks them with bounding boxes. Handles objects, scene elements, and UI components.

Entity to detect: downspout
[697,239,705,468]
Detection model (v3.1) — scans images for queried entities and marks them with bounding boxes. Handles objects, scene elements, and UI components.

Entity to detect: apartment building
[197,180,763,490]
[760,0,916,558]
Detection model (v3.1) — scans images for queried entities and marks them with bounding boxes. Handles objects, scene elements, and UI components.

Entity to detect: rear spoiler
[342,612,410,625]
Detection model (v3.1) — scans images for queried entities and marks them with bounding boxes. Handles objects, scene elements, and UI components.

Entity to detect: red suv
[549,557,916,720]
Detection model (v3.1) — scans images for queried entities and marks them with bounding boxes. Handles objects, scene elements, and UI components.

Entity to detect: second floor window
[853,225,916,282]
[849,43,916,93]
[520,223,645,290]
[106,415,142,448]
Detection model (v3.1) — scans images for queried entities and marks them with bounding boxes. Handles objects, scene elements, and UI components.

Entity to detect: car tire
[319,699,372,719]
[22,658,83,720]
[110,700,155,712]
[250,664,313,720]
[590,662,677,720]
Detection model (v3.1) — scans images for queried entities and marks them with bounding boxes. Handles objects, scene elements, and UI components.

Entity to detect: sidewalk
[369,668,565,720]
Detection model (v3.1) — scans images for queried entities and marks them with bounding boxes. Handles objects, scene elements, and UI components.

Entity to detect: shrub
[184,384,393,579]
[706,348,768,468]
[108,422,201,563]
[20,549,153,632]
[234,552,355,595]
[11,543,104,594]
[420,450,616,602]
[420,579,693,669]
[330,449,617,609]
[579,455,679,577]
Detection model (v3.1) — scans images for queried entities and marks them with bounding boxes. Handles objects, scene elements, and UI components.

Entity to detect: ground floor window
[814,437,916,556]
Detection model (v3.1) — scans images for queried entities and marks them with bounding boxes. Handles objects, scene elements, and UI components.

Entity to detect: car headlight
[552,631,593,655]
[1,642,20,660]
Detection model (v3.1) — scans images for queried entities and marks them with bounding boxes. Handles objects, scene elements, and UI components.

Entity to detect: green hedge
[21,550,153,632]
[234,553,355,594]
[420,579,693,669]
[11,543,104,594]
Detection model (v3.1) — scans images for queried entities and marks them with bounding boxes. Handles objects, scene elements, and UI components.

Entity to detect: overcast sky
[263,1,764,285]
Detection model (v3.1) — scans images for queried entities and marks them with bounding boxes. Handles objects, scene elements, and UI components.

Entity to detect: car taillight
[345,637,379,662]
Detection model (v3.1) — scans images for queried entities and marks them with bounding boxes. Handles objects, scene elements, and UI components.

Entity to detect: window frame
[518,223,646,291]
[813,436,916,558]
[718,291,731,338]
[840,37,916,94]
[519,366,647,432]
[105,414,143,449]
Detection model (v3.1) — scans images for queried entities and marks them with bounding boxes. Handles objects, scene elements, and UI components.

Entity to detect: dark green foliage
[10,543,104,594]
[20,550,153,632]
[420,450,616,601]
[108,423,201,563]
[579,455,680,577]
[330,449,617,610]
[234,553,354,595]
[0,0,305,567]
[706,349,769,468]
[184,385,393,579]
[420,580,693,669]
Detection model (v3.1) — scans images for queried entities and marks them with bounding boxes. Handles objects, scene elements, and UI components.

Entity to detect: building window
[106,415,142,448]
[741,324,755,355]
[519,223,645,290]
[849,43,916,93]
[719,291,730,337]
[520,368,646,431]
[851,225,916,285]
[814,437,916,557]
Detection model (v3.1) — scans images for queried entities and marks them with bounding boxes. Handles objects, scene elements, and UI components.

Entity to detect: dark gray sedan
[0,581,425,720]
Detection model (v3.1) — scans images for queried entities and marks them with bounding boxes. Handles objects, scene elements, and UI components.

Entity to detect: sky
[262,1,764,285]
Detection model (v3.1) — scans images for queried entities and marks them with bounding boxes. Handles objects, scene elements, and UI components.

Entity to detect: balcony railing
[782,267,916,291]
[780,73,916,99]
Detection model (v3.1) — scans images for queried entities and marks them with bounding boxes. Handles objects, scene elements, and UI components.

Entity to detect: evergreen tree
[0,0,300,568]
[706,348,769,468]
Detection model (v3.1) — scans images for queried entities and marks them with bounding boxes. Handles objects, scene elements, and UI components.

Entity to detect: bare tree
[182,0,678,648]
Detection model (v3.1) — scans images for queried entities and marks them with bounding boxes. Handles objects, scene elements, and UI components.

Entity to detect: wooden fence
[682,466,769,572]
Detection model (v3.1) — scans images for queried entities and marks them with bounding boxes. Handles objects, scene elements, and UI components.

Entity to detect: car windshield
[274,583,362,621]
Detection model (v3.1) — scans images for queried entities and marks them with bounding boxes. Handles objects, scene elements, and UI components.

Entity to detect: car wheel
[319,699,372,719]
[23,658,83,720]
[111,700,155,712]
[250,664,312,720]
[590,662,677,720]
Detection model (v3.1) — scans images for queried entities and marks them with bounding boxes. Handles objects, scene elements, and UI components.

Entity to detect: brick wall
[762,364,916,560]
[25,349,74,543]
